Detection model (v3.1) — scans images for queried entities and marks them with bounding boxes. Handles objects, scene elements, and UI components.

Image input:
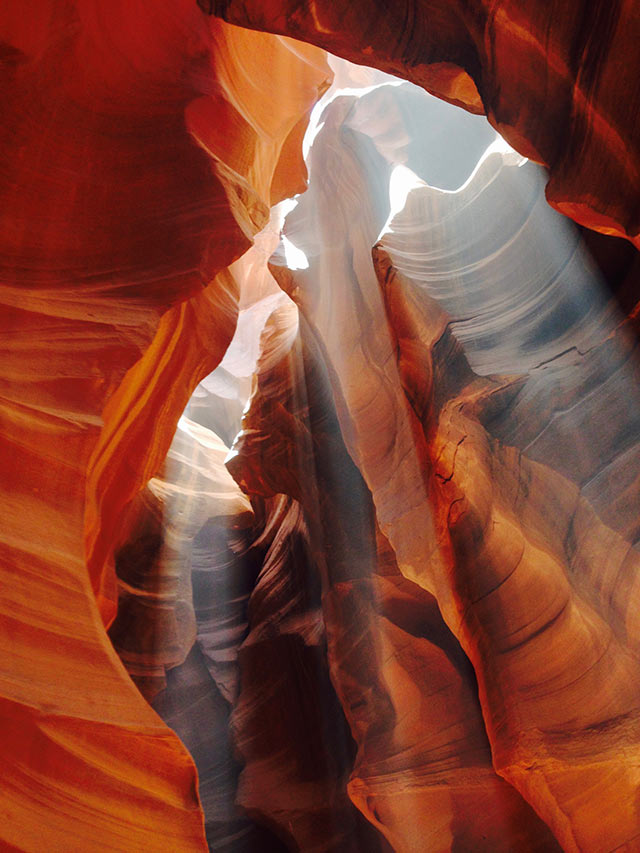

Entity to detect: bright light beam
[282,234,309,270]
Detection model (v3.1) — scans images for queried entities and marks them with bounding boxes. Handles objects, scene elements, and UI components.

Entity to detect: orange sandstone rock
[256,76,640,848]
[208,0,640,247]
[228,304,560,851]
[0,2,330,848]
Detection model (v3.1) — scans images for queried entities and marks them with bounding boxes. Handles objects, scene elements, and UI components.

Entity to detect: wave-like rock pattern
[379,152,640,546]
[135,416,287,850]
[231,493,382,852]
[255,76,640,849]
[228,283,560,851]
[0,3,330,848]
[374,247,640,851]
[186,217,290,447]
[4,2,640,849]
[109,417,254,700]
[207,0,640,248]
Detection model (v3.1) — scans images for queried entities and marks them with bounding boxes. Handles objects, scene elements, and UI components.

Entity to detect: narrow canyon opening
[106,55,640,852]
[4,5,640,852]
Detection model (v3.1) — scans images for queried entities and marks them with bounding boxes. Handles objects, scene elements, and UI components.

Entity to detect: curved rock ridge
[255,73,640,848]
[272,80,496,602]
[3,2,640,849]
[109,417,253,700]
[206,0,640,248]
[227,282,561,851]
[153,642,290,852]
[0,2,330,848]
[231,493,386,852]
[113,292,379,849]
[186,209,293,446]
[130,413,288,849]
[378,152,640,547]
[373,246,640,852]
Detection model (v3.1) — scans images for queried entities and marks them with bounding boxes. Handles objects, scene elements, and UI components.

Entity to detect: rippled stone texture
[138,417,285,850]
[228,275,560,852]
[4,1,640,850]
[374,246,640,852]
[259,76,640,850]
[109,417,254,700]
[209,0,640,248]
[378,155,640,548]
[0,3,329,848]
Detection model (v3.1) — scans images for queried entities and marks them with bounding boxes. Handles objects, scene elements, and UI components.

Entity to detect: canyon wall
[0,3,329,849]
[129,70,640,850]
[208,0,640,248]
[259,79,640,850]
[2,1,640,851]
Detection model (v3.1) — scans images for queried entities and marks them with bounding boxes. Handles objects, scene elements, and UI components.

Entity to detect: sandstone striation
[3,1,640,850]
[227,281,561,852]
[259,76,640,849]
[374,246,640,852]
[0,3,329,848]
[208,0,640,248]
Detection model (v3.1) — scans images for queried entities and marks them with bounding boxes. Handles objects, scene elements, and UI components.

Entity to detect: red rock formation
[375,247,640,852]
[208,0,640,248]
[255,74,640,849]
[3,1,640,850]
[0,3,330,848]
[231,494,384,852]
[228,291,561,851]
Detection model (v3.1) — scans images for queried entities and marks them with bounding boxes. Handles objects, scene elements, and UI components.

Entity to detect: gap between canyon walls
[239,56,640,851]
[2,1,640,851]
[109,41,640,853]
[206,0,640,250]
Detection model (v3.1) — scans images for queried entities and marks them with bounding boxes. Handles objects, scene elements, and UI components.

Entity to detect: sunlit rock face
[254,74,640,850]
[227,304,561,852]
[372,250,640,852]
[129,68,640,849]
[0,2,329,849]
[133,417,286,850]
[378,158,640,548]
[3,2,640,851]
[208,0,640,248]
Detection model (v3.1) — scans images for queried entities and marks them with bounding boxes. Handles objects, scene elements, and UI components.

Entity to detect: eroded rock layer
[0,3,330,849]
[373,248,640,852]
[228,303,561,852]
[3,2,640,851]
[208,0,640,248]
[256,74,640,850]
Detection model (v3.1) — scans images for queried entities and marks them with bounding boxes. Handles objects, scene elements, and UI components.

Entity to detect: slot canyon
[1,1,640,851]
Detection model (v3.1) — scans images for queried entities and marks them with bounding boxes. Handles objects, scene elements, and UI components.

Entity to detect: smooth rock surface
[3,2,640,850]
[0,3,329,848]
[209,0,640,248]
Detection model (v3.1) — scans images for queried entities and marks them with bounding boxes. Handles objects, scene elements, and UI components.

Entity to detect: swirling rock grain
[0,3,330,848]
